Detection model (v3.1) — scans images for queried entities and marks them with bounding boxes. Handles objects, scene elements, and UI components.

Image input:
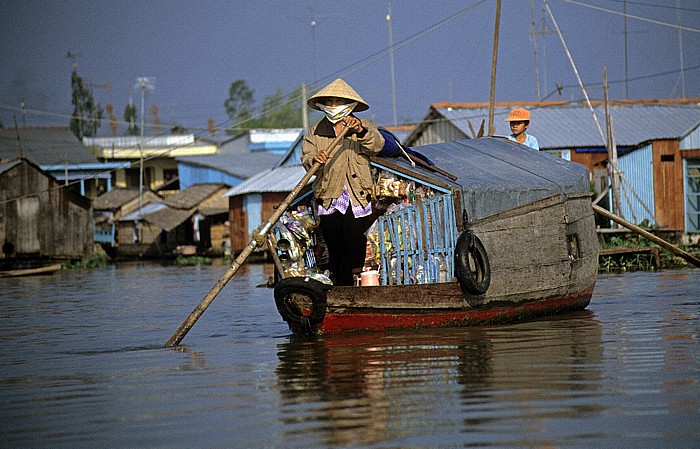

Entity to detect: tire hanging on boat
[454,230,491,296]
[274,276,329,328]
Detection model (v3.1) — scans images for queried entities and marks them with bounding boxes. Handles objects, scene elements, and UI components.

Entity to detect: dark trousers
[320,208,373,286]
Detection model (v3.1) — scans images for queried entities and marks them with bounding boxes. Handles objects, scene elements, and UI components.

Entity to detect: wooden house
[0,158,92,262]
[92,188,163,247]
[223,133,304,254]
[0,126,125,199]
[116,183,230,258]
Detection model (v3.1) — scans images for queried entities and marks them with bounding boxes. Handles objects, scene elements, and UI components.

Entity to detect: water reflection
[276,311,604,447]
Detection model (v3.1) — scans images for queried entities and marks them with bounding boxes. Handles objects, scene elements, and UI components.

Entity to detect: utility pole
[288,5,341,86]
[676,0,686,98]
[301,83,309,130]
[136,77,154,221]
[603,68,622,221]
[387,0,398,126]
[487,0,501,136]
[529,0,541,101]
[623,0,629,99]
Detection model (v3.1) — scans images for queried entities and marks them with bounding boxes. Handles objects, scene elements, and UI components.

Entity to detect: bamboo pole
[165,127,350,347]
[593,204,700,268]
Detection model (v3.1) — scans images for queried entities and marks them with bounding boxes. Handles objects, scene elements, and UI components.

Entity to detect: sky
[1,0,699,137]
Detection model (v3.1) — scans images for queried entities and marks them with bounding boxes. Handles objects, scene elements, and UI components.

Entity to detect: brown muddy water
[1,263,698,448]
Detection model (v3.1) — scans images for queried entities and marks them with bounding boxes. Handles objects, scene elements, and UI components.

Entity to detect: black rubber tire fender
[454,231,491,296]
[274,276,329,325]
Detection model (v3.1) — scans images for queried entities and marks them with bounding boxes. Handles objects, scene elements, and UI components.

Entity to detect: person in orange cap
[504,108,539,150]
[301,78,385,286]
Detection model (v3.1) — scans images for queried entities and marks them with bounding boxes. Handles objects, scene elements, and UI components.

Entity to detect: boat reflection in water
[275,311,603,447]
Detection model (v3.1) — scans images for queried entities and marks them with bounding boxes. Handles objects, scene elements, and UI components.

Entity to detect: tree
[257,87,303,128]
[124,102,138,136]
[70,69,103,139]
[105,103,119,136]
[224,80,303,133]
[224,79,254,135]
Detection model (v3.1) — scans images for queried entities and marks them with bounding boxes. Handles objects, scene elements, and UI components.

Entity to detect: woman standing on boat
[301,78,385,286]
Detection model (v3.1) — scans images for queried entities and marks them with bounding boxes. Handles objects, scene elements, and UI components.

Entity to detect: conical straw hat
[308,78,369,112]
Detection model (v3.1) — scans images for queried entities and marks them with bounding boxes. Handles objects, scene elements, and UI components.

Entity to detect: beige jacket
[301,116,385,209]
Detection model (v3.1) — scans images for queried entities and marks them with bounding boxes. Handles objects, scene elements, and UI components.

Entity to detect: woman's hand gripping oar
[165,127,350,347]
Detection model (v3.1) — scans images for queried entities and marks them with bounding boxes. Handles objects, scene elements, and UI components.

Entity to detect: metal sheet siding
[244,193,262,238]
[617,144,655,225]
[684,158,700,232]
[178,164,243,190]
[680,124,700,150]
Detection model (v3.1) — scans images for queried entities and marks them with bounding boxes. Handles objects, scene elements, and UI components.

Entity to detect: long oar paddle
[592,204,700,268]
[165,127,349,347]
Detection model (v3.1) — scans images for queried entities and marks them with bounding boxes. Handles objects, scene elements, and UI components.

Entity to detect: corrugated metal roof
[177,150,281,179]
[120,202,169,220]
[118,201,193,231]
[249,128,303,144]
[435,100,700,149]
[83,134,194,148]
[163,183,228,209]
[0,127,99,165]
[223,165,308,197]
[92,188,141,209]
[0,159,22,175]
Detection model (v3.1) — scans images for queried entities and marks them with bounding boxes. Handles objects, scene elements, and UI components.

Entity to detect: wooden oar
[592,204,700,268]
[165,127,350,347]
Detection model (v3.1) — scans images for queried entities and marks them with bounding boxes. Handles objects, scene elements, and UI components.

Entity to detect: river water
[1,262,698,448]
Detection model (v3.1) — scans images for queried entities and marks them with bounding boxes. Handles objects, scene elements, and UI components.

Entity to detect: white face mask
[318,101,357,123]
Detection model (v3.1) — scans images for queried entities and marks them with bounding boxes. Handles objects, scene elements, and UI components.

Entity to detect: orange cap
[504,108,531,122]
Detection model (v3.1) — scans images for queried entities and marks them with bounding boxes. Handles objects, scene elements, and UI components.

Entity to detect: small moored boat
[0,263,62,278]
[272,137,598,335]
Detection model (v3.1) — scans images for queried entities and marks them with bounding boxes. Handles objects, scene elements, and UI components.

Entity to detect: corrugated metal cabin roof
[376,137,590,221]
[433,99,700,149]
[223,165,308,197]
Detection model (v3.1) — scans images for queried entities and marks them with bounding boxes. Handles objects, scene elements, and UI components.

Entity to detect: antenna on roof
[66,50,82,70]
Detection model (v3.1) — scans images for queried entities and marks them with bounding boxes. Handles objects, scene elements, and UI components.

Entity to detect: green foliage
[224,79,254,135]
[63,252,109,269]
[123,103,139,136]
[224,80,303,134]
[257,87,303,129]
[176,255,212,265]
[597,232,700,272]
[599,254,654,273]
[605,234,652,248]
[69,70,103,139]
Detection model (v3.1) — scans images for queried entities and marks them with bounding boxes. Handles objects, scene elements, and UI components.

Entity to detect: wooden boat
[0,263,62,277]
[272,137,598,335]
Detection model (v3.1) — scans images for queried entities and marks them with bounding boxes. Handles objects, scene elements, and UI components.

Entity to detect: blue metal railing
[378,193,457,285]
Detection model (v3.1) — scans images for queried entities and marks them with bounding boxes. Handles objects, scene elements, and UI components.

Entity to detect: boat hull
[287,283,594,335]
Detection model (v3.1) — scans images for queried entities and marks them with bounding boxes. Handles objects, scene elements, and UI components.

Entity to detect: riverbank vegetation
[598,233,699,272]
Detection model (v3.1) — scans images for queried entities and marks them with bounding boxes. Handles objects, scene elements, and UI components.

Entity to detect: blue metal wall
[244,193,263,238]
[685,158,700,232]
[178,163,244,190]
[617,144,655,225]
